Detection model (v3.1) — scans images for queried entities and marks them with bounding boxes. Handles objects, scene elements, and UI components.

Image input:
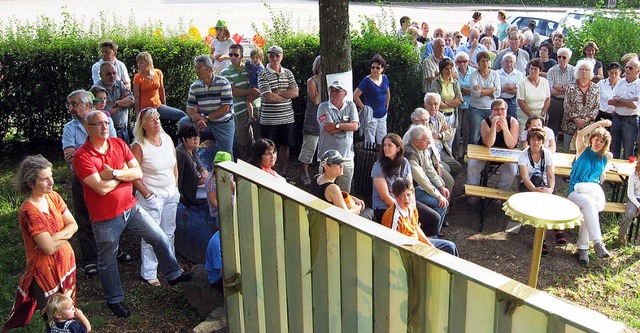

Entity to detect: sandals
[555,231,567,245]
[84,263,98,276]
[145,278,161,287]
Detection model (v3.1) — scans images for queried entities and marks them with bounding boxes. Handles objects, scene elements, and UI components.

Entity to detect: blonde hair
[136,51,154,68]
[589,127,611,158]
[44,294,73,326]
[250,48,264,63]
[133,107,163,144]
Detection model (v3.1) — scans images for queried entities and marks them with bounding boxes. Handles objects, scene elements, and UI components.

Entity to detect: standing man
[609,59,640,159]
[422,38,450,93]
[422,27,455,60]
[73,111,192,318]
[497,53,524,119]
[547,47,575,143]
[316,80,359,193]
[63,90,117,277]
[456,29,488,68]
[97,61,134,143]
[182,55,235,167]
[258,45,299,176]
[221,43,261,160]
[493,31,530,73]
[91,40,131,89]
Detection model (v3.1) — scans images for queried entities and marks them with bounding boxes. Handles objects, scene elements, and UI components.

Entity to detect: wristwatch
[112,169,119,180]
[336,123,341,129]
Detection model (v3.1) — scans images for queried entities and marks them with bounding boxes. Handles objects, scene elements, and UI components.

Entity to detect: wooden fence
[215,160,629,333]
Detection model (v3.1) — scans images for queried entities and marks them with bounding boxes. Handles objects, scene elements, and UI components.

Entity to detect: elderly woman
[299,56,322,187]
[4,155,78,331]
[568,120,613,264]
[498,53,524,119]
[455,52,476,158]
[479,22,499,52]
[249,138,285,180]
[432,58,464,149]
[176,122,209,207]
[597,62,622,122]
[131,108,180,287]
[468,50,501,145]
[354,53,391,144]
[561,59,599,153]
[133,51,187,122]
[536,42,557,78]
[582,41,604,83]
[517,59,550,129]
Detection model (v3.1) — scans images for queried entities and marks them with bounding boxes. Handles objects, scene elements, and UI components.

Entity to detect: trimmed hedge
[351,0,640,7]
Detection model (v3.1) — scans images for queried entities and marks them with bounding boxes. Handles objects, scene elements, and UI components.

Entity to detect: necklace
[578,80,590,88]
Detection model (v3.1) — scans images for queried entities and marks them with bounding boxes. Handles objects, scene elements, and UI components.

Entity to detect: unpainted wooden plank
[340,225,373,333]
[373,240,408,332]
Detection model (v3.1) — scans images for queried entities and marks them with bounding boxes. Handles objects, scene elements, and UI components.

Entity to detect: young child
[205,151,235,229]
[381,178,458,256]
[520,114,556,151]
[619,159,640,246]
[245,48,265,122]
[210,20,232,75]
[44,294,91,333]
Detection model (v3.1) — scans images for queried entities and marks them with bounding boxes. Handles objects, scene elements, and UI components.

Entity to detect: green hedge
[0,14,209,143]
[351,0,640,7]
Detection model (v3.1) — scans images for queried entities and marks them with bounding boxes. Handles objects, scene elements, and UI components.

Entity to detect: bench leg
[479,198,486,232]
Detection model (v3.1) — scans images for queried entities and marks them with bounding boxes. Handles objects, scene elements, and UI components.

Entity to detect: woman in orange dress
[3,155,78,332]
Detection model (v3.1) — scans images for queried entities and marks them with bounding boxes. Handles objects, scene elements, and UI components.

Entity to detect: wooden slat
[258,188,288,333]
[283,200,313,333]
[373,240,408,332]
[216,168,245,333]
[236,178,266,332]
[340,225,373,333]
[603,202,626,213]
[424,261,451,333]
[464,184,516,200]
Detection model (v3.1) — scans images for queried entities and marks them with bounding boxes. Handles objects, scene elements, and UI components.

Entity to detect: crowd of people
[5,11,640,331]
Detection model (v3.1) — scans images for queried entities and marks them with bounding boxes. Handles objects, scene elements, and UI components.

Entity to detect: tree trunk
[319,0,352,102]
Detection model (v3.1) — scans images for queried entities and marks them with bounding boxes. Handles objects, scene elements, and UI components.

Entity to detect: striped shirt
[547,64,575,99]
[220,64,261,118]
[187,75,233,122]
[258,64,298,125]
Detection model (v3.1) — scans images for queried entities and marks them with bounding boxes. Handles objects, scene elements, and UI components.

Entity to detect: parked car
[558,9,594,34]
[506,15,559,38]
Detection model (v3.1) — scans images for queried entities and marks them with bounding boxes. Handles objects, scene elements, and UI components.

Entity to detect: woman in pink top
[133,51,186,122]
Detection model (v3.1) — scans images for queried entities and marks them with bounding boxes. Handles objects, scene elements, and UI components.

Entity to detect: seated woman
[466,98,519,205]
[518,127,556,255]
[177,122,209,207]
[311,150,374,220]
[371,133,441,236]
[520,114,556,151]
[249,138,285,181]
[381,178,458,256]
[568,119,613,264]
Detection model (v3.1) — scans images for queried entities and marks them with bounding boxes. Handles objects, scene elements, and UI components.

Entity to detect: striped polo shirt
[187,75,233,122]
[258,64,298,125]
[220,64,261,118]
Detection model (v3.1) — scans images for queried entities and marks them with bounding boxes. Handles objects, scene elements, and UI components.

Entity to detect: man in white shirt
[91,40,131,89]
[608,59,640,159]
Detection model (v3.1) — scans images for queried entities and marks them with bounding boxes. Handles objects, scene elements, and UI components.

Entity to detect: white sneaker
[594,242,611,258]
[578,249,589,264]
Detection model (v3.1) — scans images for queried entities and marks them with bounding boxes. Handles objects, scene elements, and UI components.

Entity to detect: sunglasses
[626,66,636,70]
[558,56,568,59]
[455,36,463,39]
[228,53,241,57]
[371,66,382,70]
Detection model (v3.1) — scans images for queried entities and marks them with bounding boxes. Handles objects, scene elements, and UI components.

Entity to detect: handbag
[460,23,470,37]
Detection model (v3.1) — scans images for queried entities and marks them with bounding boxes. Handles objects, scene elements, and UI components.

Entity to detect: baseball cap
[215,20,227,28]
[214,151,232,164]
[329,80,346,91]
[320,150,347,165]
[267,45,283,54]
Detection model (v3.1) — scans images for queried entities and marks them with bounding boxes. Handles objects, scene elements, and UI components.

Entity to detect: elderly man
[258,45,299,175]
[97,61,134,143]
[608,59,640,159]
[456,29,488,69]
[466,99,519,204]
[547,47,575,140]
[421,27,455,60]
[91,40,131,89]
[73,111,192,318]
[404,124,449,236]
[181,55,235,167]
[316,80,359,193]
[493,31,530,73]
[63,90,117,277]
[220,43,261,161]
[421,93,463,177]
[497,53,524,119]
[422,38,451,93]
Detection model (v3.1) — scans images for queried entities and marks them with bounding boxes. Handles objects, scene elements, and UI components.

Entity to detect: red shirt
[73,137,137,222]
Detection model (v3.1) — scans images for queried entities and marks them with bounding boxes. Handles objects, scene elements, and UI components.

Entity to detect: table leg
[528,227,546,288]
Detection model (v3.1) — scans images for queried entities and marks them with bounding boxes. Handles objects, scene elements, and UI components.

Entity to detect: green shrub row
[352,0,640,7]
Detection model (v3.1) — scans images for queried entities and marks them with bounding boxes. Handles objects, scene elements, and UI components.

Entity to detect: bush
[0,12,209,144]
[351,0,640,6]
[565,7,640,67]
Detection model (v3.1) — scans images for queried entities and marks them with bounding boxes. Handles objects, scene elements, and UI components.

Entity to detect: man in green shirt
[220,44,261,160]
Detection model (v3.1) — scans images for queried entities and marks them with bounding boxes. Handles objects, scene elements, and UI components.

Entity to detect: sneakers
[577,249,589,264]
[594,242,611,258]
[83,263,98,277]
[107,302,131,318]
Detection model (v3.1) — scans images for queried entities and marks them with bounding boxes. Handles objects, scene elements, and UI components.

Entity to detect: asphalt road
[0,0,569,38]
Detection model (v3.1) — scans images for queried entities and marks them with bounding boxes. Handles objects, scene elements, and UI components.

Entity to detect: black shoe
[168,271,194,286]
[83,263,98,277]
[107,302,131,318]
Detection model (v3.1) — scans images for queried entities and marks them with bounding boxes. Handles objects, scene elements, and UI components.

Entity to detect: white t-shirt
[519,126,555,149]
[518,147,554,185]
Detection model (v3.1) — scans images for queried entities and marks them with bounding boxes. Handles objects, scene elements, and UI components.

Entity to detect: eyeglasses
[188,136,200,141]
[455,36,463,39]
[558,56,568,59]
[88,121,110,127]
[626,66,636,70]
[371,66,382,70]
[455,60,468,63]
[228,53,241,57]
[94,97,106,102]
[66,101,80,108]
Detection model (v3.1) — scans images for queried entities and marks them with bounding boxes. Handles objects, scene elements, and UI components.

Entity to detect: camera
[530,173,545,187]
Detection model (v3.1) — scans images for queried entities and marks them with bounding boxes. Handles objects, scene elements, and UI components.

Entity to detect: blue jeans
[157,104,187,122]
[93,204,183,304]
[611,114,638,159]
[415,186,447,235]
[504,97,517,119]
[467,107,492,145]
[430,238,459,256]
[116,127,129,144]
[180,116,236,167]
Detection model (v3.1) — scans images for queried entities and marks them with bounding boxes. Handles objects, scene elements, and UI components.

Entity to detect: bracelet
[144,192,154,200]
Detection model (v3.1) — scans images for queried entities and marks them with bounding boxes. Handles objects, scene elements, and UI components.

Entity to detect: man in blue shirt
[422,27,455,61]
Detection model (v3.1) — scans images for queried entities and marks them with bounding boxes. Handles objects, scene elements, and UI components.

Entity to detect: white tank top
[134,132,177,195]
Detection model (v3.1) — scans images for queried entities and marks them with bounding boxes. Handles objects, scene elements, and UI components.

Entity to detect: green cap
[215,20,227,28]
[214,151,232,164]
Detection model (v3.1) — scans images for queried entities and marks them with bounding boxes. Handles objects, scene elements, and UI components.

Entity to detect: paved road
[0,0,568,39]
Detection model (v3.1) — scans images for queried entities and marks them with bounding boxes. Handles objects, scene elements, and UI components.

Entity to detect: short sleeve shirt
[370,158,412,210]
[258,64,298,125]
[187,75,234,122]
